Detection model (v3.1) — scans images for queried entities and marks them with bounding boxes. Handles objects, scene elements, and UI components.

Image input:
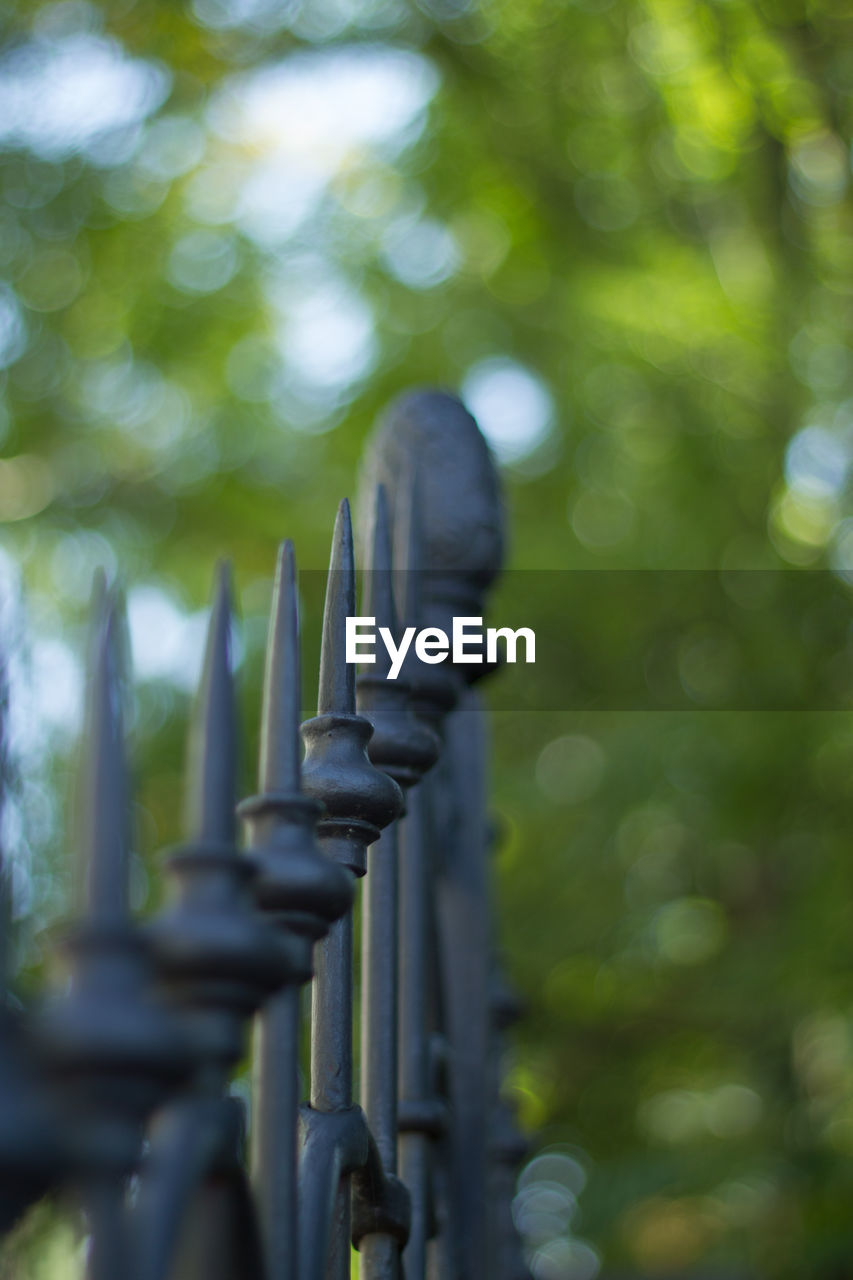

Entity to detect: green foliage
[4,0,853,1274]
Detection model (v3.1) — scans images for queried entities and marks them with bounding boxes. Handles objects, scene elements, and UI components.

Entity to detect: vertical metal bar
[310,909,354,1117]
[358,400,502,1280]
[301,498,403,1280]
[76,585,137,1280]
[359,821,400,1280]
[244,541,355,1280]
[435,689,491,1280]
[355,484,439,1280]
[253,985,300,1280]
[359,392,504,1280]
[310,907,354,1280]
[386,461,453,1280]
[397,785,430,1280]
[140,563,295,1280]
[359,1230,400,1278]
[42,580,188,1280]
[166,1165,265,1280]
[307,500,360,1280]
[241,535,355,1279]
[86,1176,130,1280]
[361,822,399,1170]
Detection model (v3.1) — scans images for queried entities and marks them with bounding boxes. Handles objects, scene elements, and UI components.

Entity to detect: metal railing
[0,390,529,1279]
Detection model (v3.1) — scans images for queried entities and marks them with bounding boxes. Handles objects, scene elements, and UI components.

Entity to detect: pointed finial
[41,573,189,1190]
[317,499,355,717]
[150,561,298,1074]
[301,499,403,875]
[78,573,129,920]
[241,538,352,979]
[184,562,236,846]
[362,486,396,679]
[259,542,301,796]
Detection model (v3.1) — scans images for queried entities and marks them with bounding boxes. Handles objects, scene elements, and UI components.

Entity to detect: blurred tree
[3,0,853,1276]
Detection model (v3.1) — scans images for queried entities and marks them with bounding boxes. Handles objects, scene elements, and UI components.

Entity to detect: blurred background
[3,0,853,1276]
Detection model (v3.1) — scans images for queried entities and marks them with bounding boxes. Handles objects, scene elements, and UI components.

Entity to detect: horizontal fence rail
[0,390,529,1280]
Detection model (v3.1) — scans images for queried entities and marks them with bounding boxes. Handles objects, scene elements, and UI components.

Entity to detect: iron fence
[0,389,529,1280]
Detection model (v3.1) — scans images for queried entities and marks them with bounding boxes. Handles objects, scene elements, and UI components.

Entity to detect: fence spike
[78,574,129,921]
[240,538,352,980]
[303,500,406,1274]
[186,560,236,846]
[149,564,297,1077]
[241,538,353,1280]
[302,499,402,876]
[39,573,188,1265]
[317,498,355,717]
[259,541,300,796]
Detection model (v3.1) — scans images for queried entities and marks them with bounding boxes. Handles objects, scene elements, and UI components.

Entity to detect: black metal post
[40,579,187,1280]
[240,541,352,1280]
[139,564,294,1280]
[356,485,438,1280]
[301,499,402,1279]
[360,391,506,1280]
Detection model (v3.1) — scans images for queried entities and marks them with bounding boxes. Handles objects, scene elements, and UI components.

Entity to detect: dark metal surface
[40,583,188,1280]
[140,565,288,1280]
[0,389,528,1280]
[240,540,352,1280]
[360,389,508,1280]
[303,497,403,1279]
[359,390,504,622]
[355,484,439,1280]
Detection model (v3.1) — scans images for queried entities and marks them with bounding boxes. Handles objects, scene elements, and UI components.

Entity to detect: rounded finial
[359,390,505,627]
